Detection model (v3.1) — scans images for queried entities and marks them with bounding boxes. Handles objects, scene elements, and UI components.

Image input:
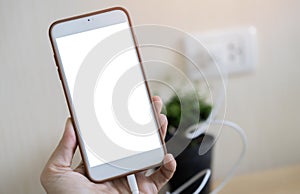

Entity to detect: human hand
[40,96,176,194]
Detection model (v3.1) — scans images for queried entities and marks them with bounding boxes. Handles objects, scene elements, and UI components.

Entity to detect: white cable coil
[168,120,247,194]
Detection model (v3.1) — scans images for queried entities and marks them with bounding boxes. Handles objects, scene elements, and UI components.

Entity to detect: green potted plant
[163,93,214,194]
[164,94,212,140]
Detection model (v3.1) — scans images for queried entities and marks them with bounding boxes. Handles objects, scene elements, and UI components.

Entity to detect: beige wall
[1,0,300,193]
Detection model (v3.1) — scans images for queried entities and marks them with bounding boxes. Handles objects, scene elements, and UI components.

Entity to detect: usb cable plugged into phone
[49,7,167,182]
[48,6,247,193]
[127,174,139,194]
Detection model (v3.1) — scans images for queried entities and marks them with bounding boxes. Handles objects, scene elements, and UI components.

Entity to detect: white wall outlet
[184,27,257,79]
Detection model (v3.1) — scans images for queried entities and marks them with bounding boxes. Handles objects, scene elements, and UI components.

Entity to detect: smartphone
[49,7,166,182]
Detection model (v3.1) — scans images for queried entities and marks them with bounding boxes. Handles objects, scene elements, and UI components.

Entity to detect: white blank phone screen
[55,21,162,168]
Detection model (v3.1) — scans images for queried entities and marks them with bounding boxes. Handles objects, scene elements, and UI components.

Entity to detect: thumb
[47,118,77,168]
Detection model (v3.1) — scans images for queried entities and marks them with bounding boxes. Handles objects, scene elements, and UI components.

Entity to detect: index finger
[152,96,163,113]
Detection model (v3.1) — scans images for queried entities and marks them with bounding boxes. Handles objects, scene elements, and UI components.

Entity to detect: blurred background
[1,0,300,193]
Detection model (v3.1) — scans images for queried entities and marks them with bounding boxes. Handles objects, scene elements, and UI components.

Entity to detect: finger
[152,96,167,138]
[159,114,168,139]
[148,154,176,191]
[47,118,77,168]
[152,96,163,113]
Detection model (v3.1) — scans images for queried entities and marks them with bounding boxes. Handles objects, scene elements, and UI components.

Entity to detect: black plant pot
[168,134,214,194]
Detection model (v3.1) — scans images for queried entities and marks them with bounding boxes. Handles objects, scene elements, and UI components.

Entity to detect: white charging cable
[168,169,211,194]
[167,119,247,194]
[127,174,139,194]
[208,120,247,194]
